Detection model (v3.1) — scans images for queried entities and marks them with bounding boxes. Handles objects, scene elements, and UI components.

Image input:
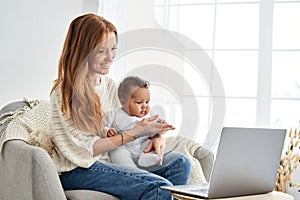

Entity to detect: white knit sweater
[50,75,121,173]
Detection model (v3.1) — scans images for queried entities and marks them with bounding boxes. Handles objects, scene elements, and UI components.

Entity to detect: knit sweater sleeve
[50,87,109,172]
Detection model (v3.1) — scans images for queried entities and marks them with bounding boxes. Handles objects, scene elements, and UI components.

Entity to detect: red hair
[51,13,117,136]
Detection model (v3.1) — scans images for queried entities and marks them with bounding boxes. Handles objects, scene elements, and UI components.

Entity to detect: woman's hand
[144,134,165,165]
[127,115,164,139]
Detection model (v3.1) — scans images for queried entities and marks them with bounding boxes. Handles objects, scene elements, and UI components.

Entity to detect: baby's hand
[156,118,167,124]
[156,118,175,134]
[107,128,117,137]
[160,123,175,134]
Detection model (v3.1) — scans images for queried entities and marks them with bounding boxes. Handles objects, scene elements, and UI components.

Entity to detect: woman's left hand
[144,134,165,165]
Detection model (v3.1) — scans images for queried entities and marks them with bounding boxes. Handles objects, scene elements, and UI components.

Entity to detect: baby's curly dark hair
[118,76,150,101]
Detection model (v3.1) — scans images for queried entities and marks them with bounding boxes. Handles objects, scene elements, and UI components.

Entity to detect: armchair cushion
[65,190,118,200]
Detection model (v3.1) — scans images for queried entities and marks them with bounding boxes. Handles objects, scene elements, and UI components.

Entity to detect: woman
[50,13,191,200]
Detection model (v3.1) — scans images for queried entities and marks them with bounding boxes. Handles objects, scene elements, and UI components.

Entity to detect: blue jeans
[59,151,191,200]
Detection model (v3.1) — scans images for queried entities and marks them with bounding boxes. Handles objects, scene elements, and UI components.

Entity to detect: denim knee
[180,155,192,174]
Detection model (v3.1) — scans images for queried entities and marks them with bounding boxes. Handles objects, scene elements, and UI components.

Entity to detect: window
[99,0,300,146]
[154,0,300,139]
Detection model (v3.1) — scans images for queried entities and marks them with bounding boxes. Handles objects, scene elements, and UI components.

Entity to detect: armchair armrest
[0,140,67,200]
[194,146,214,182]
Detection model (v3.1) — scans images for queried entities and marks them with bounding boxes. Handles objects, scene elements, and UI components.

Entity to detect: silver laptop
[161,127,286,199]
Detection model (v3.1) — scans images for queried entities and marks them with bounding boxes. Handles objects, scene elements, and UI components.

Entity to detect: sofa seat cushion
[65,190,119,200]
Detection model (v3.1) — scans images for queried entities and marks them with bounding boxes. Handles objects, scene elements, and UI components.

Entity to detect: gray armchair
[0,100,214,200]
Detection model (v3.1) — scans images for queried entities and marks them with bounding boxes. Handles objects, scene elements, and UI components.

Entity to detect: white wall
[0,0,98,108]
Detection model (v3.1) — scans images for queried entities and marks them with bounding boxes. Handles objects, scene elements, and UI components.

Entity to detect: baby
[105,76,175,168]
